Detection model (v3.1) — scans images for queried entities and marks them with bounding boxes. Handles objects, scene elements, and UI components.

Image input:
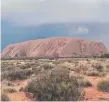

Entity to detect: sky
[1,0,109,51]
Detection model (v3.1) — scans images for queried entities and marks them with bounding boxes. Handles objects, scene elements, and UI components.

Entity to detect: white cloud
[1,0,109,26]
[76,27,89,34]
[2,0,45,13]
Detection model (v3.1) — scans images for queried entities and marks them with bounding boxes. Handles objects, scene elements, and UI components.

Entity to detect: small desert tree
[26,67,84,101]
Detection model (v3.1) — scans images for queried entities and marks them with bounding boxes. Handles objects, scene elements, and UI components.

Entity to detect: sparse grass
[85,70,99,76]
[58,62,75,71]
[2,87,17,93]
[99,97,109,100]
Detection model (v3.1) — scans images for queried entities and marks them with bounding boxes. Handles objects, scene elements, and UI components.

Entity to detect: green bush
[25,68,84,101]
[97,79,109,92]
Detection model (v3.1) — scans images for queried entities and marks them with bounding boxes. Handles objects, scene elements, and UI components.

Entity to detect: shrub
[99,97,108,100]
[78,78,92,87]
[19,87,25,92]
[97,79,109,92]
[100,53,109,58]
[58,62,75,71]
[85,70,99,76]
[25,68,84,101]
[20,62,36,69]
[1,65,13,72]
[2,68,33,80]
[105,74,109,80]
[70,74,92,87]
[99,72,107,77]
[51,67,70,79]
[20,63,31,69]
[32,66,45,75]
[93,63,103,72]
[1,92,10,101]
[1,80,14,86]
[41,62,55,69]
[73,62,91,74]
[2,88,17,93]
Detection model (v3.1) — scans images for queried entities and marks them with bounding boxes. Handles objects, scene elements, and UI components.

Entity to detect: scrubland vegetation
[1,92,10,101]
[1,58,109,101]
[97,74,109,92]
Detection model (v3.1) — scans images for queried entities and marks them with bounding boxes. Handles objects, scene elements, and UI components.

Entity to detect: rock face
[1,37,108,58]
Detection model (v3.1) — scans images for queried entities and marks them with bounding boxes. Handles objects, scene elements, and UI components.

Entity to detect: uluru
[1,37,108,58]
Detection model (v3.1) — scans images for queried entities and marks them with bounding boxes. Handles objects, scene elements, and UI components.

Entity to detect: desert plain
[1,58,109,101]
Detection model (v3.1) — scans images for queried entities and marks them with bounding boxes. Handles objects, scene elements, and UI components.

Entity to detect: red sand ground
[8,92,32,101]
[7,79,35,101]
[84,76,109,101]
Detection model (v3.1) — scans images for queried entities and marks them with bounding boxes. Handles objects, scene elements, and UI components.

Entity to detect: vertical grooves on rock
[1,37,108,58]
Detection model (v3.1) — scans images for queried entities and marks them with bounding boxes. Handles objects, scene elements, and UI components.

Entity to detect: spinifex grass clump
[97,79,109,92]
[26,67,84,101]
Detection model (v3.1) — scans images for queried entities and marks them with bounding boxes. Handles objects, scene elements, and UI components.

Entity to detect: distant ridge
[1,37,108,58]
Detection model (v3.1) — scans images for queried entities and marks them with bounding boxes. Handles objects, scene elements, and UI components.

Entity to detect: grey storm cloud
[2,0,109,25]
